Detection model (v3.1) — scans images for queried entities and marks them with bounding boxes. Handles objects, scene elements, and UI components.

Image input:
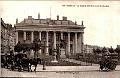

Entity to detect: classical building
[14,14,85,58]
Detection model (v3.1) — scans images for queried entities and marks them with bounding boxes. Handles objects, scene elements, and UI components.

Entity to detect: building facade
[7,24,16,51]
[1,18,15,54]
[1,18,8,53]
[14,14,85,58]
[84,44,94,54]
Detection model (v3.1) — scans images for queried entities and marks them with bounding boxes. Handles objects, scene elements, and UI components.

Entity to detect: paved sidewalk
[35,65,99,72]
[33,65,120,72]
[1,65,120,77]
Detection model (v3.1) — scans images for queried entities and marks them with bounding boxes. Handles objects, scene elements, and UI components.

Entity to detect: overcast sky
[0,1,120,48]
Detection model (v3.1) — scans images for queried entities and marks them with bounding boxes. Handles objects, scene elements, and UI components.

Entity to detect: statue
[51,49,58,62]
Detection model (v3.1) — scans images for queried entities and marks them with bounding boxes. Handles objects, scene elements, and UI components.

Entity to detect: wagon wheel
[99,61,104,71]
[110,62,116,70]
[18,65,22,72]
[11,65,15,71]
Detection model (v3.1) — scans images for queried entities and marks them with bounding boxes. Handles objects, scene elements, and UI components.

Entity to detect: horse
[4,53,15,69]
[1,54,8,68]
[14,50,42,72]
[13,53,30,72]
[28,58,42,72]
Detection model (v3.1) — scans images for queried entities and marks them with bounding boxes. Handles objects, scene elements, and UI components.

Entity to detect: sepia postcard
[0,0,120,78]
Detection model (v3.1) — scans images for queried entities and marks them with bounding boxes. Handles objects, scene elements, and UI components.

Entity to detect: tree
[93,48,101,54]
[115,47,120,61]
[32,39,41,52]
[31,39,41,58]
[14,41,22,52]
[108,46,114,53]
[102,47,108,54]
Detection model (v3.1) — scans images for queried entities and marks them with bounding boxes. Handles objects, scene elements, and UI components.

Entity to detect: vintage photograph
[0,0,120,78]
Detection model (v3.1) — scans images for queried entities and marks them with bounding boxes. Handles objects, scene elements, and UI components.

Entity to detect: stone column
[68,32,70,56]
[39,31,41,41]
[61,32,63,40]
[31,31,34,43]
[16,31,18,44]
[81,33,84,53]
[23,31,26,40]
[38,31,42,57]
[54,32,56,49]
[46,31,49,55]
[75,32,77,54]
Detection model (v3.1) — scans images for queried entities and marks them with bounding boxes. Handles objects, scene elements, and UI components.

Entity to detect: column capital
[39,31,42,32]
[60,31,64,33]
[53,31,57,33]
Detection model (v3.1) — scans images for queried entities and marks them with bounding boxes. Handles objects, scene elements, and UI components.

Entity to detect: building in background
[1,18,15,54]
[1,18,8,54]
[84,44,94,54]
[14,14,85,58]
[7,24,16,51]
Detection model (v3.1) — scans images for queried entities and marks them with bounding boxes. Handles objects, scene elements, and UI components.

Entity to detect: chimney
[28,16,32,20]
[57,15,59,20]
[38,13,40,19]
[63,16,67,21]
[16,18,18,24]
[82,21,84,26]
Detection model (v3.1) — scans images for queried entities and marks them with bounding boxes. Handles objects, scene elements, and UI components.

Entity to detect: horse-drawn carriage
[1,40,43,72]
[2,51,42,72]
[99,53,118,71]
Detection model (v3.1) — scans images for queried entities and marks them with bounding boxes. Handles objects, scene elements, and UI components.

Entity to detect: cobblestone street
[1,65,120,78]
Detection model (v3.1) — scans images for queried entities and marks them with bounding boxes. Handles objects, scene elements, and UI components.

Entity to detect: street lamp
[41,37,46,70]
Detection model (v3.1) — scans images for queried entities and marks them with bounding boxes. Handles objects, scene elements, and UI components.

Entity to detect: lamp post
[42,38,46,70]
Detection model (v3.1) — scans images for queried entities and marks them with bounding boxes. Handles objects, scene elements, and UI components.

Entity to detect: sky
[0,1,120,48]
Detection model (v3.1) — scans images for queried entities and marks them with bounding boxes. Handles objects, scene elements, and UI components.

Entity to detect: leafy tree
[115,47,120,61]
[102,47,107,54]
[14,41,22,52]
[108,46,114,53]
[32,39,41,52]
[93,48,101,54]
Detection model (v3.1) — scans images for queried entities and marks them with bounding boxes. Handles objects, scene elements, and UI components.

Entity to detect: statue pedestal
[51,52,58,63]
[60,49,66,59]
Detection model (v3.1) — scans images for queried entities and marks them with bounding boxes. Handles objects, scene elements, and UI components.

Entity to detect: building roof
[15,16,84,27]
[15,16,85,32]
[1,18,12,29]
[1,18,7,28]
